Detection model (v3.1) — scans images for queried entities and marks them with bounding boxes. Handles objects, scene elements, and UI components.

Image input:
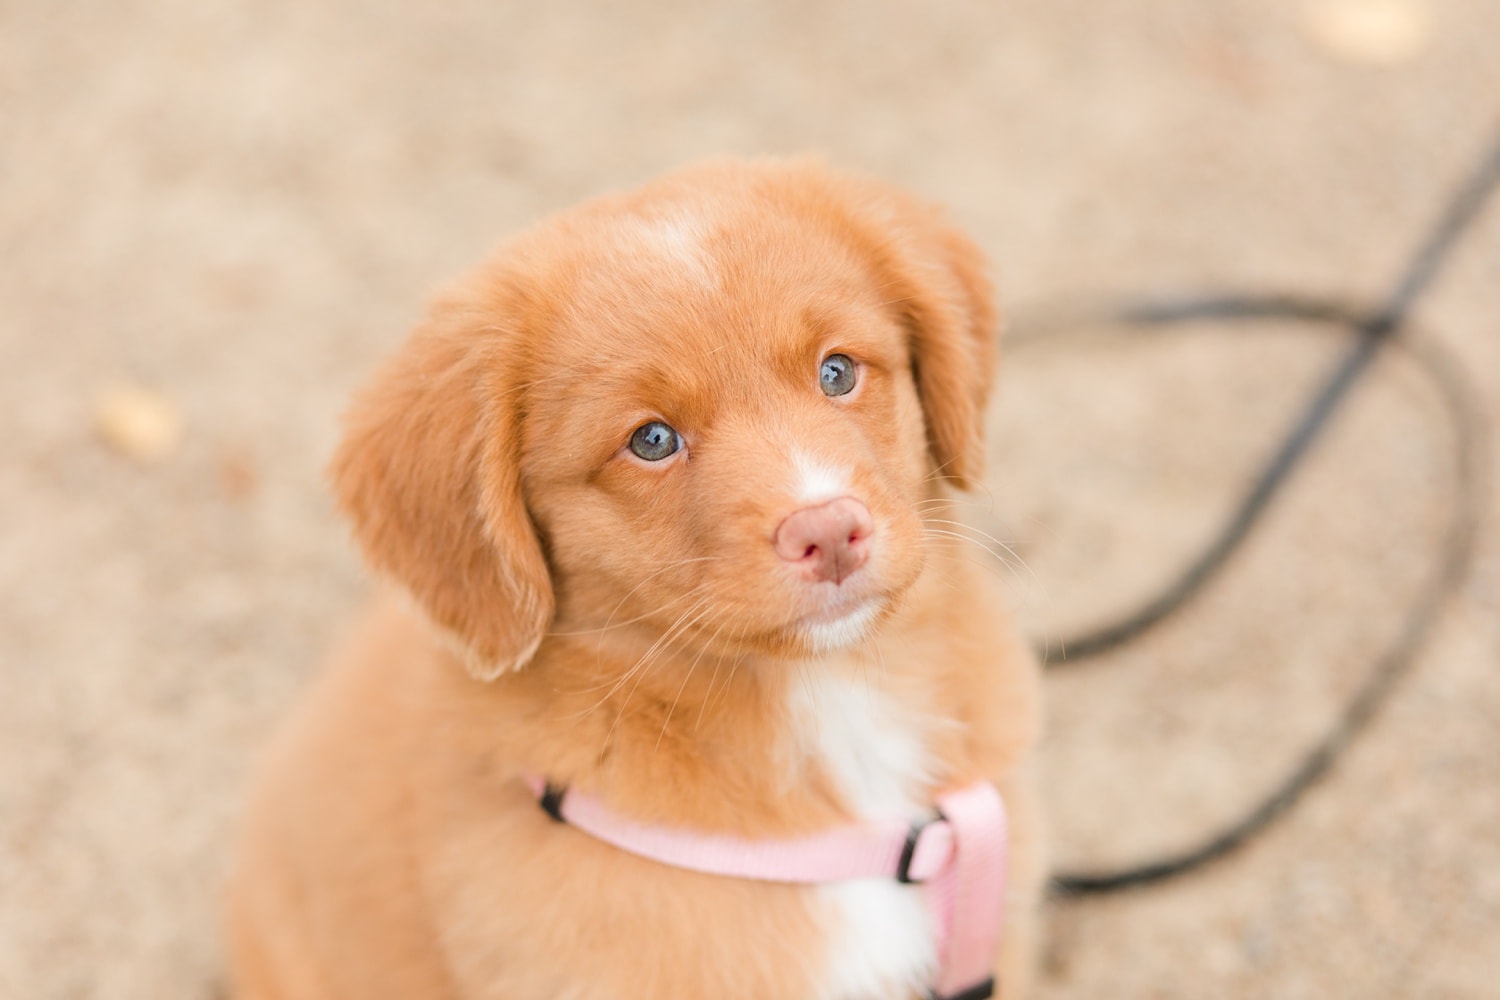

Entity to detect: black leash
[1009,125,1500,895]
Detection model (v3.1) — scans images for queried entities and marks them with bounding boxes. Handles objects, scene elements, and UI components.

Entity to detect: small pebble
[1302,0,1432,65]
[94,383,184,463]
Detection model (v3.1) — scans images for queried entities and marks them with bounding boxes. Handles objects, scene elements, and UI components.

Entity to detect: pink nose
[773,497,874,584]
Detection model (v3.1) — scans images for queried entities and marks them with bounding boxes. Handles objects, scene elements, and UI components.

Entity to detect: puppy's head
[331,160,996,678]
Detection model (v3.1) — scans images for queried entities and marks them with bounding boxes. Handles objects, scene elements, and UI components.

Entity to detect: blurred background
[2,1,1497,997]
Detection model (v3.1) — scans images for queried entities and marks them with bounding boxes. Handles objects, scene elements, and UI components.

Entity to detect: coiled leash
[1019,123,1500,895]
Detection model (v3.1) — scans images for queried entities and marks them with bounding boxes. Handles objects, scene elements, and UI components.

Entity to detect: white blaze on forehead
[792,451,852,505]
[630,209,718,290]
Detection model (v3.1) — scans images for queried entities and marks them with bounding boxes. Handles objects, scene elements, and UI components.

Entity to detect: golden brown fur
[227,158,1044,1000]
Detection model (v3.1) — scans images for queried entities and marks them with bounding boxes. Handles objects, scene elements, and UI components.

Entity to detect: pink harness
[524,776,1007,1000]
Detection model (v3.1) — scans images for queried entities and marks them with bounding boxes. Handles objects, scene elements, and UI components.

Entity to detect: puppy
[227,158,1044,1000]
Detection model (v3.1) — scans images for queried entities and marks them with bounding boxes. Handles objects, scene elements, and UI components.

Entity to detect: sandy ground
[3,1,1498,997]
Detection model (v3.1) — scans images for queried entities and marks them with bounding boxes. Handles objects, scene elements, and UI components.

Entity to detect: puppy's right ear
[329,295,553,680]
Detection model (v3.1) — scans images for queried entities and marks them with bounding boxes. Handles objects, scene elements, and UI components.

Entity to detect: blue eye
[628,421,682,461]
[820,353,857,397]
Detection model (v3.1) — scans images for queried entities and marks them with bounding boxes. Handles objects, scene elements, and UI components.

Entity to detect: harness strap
[522,775,1007,999]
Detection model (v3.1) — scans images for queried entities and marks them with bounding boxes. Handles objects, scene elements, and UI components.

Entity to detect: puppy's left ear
[870,194,999,491]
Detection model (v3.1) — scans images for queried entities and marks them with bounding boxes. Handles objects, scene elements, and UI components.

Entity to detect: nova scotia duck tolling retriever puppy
[227,158,1044,1000]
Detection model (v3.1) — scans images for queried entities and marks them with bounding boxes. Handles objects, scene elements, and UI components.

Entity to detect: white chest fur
[787,672,939,1000]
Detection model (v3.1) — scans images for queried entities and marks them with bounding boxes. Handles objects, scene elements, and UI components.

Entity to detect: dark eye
[819,353,857,397]
[628,421,682,462]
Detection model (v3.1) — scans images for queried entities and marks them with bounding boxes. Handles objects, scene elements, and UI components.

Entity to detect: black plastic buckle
[538,782,567,823]
[896,812,941,884]
[929,978,996,1000]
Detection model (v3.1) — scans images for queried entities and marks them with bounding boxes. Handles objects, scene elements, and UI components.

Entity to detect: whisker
[559,590,707,698]
[659,617,730,749]
[549,556,719,638]
[694,642,726,733]
[618,598,714,692]
[569,595,713,717]
[922,517,1026,562]
[603,599,717,746]
[704,622,752,720]
[912,492,998,513]
[922,527,1038,588]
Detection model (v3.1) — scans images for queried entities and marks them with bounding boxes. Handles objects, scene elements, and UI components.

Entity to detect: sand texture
[3,2,1498,997]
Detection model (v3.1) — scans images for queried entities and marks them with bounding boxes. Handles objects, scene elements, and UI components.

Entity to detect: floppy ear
[329,295,553,680]
[850,186,998,491]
